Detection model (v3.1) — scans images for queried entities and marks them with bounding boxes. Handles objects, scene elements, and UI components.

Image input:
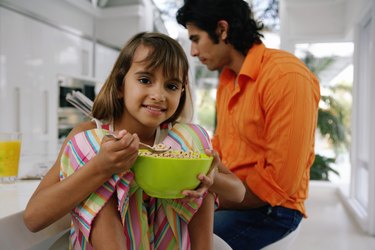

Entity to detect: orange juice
[0,140,21,177]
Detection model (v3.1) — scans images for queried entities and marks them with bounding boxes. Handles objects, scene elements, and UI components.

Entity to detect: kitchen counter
[0,180,70,250]
[0,180,40,218]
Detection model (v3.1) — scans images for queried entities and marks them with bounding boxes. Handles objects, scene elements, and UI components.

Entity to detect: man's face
[186,23,230,71]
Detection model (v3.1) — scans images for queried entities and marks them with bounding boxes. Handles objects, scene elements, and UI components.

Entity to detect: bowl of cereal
[132,148,213,199]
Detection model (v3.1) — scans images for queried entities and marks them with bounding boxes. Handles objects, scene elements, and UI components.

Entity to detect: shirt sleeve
[211,134,222,158]
[59,129,133,241]
[246,73,320,206]
[163,123,212,152]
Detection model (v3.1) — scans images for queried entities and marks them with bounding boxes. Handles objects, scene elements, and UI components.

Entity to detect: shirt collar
[220,43,265,84]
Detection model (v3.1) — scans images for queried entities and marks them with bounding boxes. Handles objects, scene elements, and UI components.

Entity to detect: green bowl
[132,151,213,199]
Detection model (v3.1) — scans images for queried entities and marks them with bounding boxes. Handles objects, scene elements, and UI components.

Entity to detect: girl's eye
[139,77,151,85]
[166,82,181,91]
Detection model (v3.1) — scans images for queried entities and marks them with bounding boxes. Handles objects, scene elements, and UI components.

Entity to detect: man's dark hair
[176,0,264,56]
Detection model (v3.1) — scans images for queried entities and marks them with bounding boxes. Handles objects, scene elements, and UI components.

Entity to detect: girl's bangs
[142,43,188,84]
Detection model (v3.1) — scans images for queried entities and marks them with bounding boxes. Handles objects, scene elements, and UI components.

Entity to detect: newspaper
[65,90,94,118]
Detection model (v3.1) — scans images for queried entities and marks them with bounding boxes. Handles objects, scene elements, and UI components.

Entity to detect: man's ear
[216,20,229,40]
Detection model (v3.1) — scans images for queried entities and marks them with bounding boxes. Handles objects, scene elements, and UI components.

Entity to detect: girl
[24,32,245,250]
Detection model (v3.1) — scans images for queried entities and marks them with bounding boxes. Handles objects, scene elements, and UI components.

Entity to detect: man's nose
[191,44,198,57]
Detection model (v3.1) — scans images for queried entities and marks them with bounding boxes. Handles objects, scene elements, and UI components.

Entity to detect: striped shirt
[212,43,320,216]
[60,123,212,250]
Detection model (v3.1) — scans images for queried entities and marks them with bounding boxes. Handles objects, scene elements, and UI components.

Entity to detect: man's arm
[219,181,267,210]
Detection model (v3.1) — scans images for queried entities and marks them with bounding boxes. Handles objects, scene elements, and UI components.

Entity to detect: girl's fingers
[99,132,140,173]
[180,191,201,203]
[104,132,138,153]
[204,149,220,175]
[111,133,135,151]
[198,174,212,186]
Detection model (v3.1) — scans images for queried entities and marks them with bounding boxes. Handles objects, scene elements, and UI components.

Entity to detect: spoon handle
[104,134,170,153]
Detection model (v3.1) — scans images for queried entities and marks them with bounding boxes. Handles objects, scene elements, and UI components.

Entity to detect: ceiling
[86,0,143,8]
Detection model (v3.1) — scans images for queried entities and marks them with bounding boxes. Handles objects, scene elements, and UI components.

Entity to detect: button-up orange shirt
[212,43,320,216]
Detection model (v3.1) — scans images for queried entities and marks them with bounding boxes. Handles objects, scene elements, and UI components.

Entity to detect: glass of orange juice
[0,132,22,183]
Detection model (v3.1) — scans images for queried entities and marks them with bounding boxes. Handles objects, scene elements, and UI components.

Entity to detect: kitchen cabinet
[94,43,119,85]
[0,6,93,166]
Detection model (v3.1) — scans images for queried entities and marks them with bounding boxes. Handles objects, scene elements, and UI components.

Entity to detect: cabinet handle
[82,49,89,76]
[43,90,49,134]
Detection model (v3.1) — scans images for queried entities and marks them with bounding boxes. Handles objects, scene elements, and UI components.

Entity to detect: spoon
[104,134,171,154]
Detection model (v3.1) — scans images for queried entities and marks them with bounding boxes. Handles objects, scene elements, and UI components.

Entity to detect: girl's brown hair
[92,32,193,124]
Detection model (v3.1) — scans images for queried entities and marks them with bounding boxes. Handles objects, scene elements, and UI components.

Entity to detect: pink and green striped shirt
[60,123,212,250]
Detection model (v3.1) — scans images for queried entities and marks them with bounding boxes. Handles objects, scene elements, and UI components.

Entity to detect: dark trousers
[214,205,303,250]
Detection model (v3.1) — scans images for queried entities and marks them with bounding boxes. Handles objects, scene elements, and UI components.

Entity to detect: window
[349,8,375,234]
[295,42,354,185]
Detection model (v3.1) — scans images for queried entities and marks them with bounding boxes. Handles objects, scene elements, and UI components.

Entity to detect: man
[176,0,320,249]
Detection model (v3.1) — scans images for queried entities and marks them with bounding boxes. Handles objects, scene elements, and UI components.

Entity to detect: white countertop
[0,180,40,219]
[0,152,55,220]
[0,180,70,249]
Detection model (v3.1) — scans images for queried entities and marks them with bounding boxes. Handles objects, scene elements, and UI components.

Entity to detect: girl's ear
[117,80,124,98]
[117,88,124,98]
[216,20,229,40]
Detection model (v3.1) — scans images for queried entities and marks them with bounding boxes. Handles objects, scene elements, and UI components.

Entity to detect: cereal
[139,143,201,159]
[154,143,170,150]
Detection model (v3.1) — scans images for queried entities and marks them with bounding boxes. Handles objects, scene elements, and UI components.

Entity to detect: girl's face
[120,45,184,130]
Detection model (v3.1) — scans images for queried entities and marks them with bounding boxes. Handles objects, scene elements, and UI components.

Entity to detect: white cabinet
[0,7,93,162]
[94,43,119,85]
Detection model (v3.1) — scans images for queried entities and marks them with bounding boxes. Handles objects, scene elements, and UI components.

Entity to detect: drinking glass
[0,132,22,183]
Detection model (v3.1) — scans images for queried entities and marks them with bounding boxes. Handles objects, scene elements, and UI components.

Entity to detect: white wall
[346,0,374,36]
[279,0,370,51]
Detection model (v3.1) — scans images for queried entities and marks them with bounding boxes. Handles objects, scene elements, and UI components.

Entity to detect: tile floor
[290,181,375,250]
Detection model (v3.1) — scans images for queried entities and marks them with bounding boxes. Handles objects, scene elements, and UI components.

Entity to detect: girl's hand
[94,130,140,176]
[180,149,219,202]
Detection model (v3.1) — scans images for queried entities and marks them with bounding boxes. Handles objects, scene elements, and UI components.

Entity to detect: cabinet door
[0,7,54,157]
[0,7,94,160]
[0,8,22,133]
[94,43,119,85]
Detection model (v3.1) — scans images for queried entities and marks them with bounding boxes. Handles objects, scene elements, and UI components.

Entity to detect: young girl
[24,32,245,250]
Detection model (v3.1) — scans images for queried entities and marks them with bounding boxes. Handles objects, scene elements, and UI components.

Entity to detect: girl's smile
[142,104,167,115]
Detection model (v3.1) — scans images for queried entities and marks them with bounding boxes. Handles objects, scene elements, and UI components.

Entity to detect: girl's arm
[24,122,139,232]
[188,192,215,250]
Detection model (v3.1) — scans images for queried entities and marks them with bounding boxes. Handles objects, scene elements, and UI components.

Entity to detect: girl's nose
[150,85,166,102]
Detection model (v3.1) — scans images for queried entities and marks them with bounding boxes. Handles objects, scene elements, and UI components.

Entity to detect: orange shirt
[212,43,320,216]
